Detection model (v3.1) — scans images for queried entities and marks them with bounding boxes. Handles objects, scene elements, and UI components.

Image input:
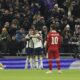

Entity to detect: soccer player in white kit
[25,28,35,69]
[25,29,43,69]
[32,30,43,69]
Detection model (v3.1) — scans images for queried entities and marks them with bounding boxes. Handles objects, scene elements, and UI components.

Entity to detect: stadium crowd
[0,0,80,58]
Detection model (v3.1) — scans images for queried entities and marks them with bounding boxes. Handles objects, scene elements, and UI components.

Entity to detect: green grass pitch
[0,69,80,80]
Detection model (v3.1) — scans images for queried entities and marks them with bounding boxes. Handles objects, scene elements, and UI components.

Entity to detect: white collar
[51,30,56,32]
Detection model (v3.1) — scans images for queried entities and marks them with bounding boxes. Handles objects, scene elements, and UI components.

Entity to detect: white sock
[39,57,43,69]
[25,58,29,69]
[29,58,33,69]
[32,58,36,68]
[35,56,39,69]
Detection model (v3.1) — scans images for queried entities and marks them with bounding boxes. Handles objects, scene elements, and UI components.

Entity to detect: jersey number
[51,37,58,44]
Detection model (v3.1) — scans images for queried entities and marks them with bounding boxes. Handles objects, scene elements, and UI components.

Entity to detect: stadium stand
[0,0,80,58]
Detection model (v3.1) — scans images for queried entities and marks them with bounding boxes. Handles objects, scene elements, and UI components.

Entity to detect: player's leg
[34,48,39,69]
[29,48,34,69]
[25,48,33,69]
[25,56,29,69]
[46,52,53,73]
[25,48,34,69]
[29,56,33,69]
[48,53,53,70]
[38,48,43,69]
[25,48,29,69]
[39,55,43,69]
[35,56,39,69]
[31,55,35,69]
[55,51,61,73]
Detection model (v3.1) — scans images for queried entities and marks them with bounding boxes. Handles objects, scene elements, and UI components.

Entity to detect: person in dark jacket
[0,27,11,54]
[15,27,26,54]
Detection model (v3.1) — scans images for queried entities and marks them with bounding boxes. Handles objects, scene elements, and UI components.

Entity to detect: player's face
[29,29,34,35]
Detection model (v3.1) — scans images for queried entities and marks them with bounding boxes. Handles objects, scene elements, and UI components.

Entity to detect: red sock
[49,60,52,70]
[56,60,60,70]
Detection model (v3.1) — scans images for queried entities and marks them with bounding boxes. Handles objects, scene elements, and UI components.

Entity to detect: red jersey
[47,30,62,52]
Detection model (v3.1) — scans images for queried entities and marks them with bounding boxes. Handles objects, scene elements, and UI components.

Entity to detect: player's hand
[46,53,48,58]
[44,41,47,47]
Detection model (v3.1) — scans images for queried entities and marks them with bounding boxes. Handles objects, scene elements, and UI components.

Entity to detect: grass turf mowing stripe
[0,69,80,80]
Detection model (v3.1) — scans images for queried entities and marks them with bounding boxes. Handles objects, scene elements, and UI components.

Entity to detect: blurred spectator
[69,33,79,58]
[68,16,75,32]
[52,4,65,19]
[0,0,80,56]
[33,13,45,31]
[9,36,18,56]
[9,19,19,37]
[31,2,40,14]
[23,15,32,31]
[61,15,68,30]
[4,22,10,33]
[0,27,11,53]
[42,26,48,43]
[1,9,13,25]
[42,26,48,56]
[15,27,26,54]
[62,24,71,53]
[71,1,80,18]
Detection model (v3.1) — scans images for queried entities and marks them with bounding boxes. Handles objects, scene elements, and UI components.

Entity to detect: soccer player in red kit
[46,24,62,74]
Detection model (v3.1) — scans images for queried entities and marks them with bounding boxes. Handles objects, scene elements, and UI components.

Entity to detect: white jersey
[25,35,34,48]
[32,33,43,48]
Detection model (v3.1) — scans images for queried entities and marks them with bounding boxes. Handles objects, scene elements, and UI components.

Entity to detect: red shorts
[48,50,60,59]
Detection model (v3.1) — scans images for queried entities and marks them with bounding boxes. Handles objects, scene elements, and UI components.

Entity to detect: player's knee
[56,58,60,61]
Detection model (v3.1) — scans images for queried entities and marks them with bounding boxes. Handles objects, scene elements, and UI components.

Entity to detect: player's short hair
[50,23,56,30]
